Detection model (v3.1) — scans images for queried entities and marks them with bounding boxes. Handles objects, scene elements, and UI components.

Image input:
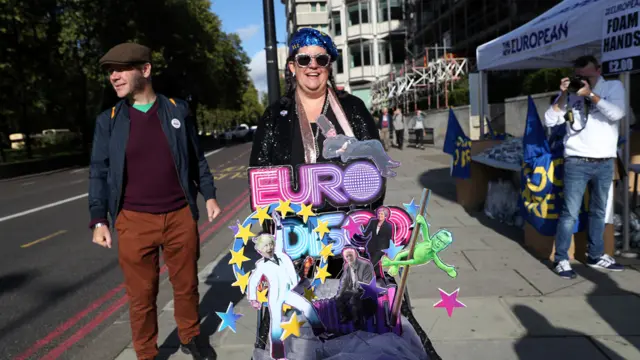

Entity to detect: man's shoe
[180,336,216,360]
[553,260,577,279]
[587,254,624,271]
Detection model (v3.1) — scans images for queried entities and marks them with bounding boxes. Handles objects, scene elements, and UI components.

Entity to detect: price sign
[602,1,640,75]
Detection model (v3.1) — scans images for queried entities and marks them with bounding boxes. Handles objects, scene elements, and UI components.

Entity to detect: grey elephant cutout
[317,114,401,177]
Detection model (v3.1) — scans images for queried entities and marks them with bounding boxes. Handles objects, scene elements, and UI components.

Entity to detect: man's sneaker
[586,254,624,271]
[180,336,216,360]
[554,260,577,279]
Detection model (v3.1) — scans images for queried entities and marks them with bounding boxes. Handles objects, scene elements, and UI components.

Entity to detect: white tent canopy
[476,0,611,71]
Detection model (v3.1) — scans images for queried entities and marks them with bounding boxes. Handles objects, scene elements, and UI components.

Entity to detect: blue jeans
[555,157,613,262]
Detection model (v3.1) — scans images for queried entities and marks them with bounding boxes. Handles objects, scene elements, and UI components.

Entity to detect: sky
[210,0,288,94]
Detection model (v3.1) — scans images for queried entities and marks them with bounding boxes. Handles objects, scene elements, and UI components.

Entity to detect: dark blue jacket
[88,94,216,226]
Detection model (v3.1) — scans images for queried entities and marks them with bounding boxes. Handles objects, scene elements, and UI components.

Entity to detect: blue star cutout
[359,277,386,300]
[383,240,404,260]
[228,221,240,235]
[403,198,420,218]
[216,302,243,333]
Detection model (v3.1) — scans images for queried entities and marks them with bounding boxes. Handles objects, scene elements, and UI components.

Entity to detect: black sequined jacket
[249,92,385,209]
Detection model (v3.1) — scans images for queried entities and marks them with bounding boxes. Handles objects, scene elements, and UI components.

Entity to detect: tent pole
[479,71,486,138]
[620,72,637,258]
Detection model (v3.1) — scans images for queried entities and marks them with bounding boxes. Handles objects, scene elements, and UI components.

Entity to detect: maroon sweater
[121,101,187,214]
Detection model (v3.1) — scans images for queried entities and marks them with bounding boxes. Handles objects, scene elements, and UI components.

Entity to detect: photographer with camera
[544,55,626,279]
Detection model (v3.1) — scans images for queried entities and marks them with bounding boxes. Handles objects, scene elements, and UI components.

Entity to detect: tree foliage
[0,0,262,159]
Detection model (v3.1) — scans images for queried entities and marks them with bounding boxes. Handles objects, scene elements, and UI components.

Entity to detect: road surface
[0,142,253,360]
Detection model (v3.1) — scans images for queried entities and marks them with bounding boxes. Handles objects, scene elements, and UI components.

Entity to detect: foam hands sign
[443,109,471,179]
[520,96,588,236]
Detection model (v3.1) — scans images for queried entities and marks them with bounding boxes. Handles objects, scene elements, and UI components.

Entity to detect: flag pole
[391,188,431,324]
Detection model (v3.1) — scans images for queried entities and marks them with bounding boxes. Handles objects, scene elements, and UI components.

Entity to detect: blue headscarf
[288,28,339,61]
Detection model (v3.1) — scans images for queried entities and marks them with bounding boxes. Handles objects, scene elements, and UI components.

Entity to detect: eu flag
[443,109,471,179]
[520,96,587,236]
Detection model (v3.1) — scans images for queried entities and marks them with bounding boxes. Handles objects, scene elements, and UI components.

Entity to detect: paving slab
[503,296,640,337]
[462,249,548,271]
[431,338,608,360]
[593,335,640,360]
[543,266,640,297]
[405,268,541,298]
[480,235,527,250]
[509,265,584,295]
[410,298,524,341]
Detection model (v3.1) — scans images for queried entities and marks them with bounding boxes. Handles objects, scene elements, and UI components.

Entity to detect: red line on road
[39,194,250,359]
[15,190,249,360]
[39,296,129,360]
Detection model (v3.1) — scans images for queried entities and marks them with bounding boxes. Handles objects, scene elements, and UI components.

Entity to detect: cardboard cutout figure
[335,246,375,328]
[247,233,326,359]
[382,214,457,278]
[316,114,401,177]
[355,206,396,279]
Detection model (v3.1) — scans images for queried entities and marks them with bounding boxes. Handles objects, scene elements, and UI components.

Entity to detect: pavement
[11,142,640,360]
[0,142,254,360]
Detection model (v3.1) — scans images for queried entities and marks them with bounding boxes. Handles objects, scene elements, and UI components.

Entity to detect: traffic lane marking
[0,147,227,224]
[28,192,250,359]
[21,230,68,248]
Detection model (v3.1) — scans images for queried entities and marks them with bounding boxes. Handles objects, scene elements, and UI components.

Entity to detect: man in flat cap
[88,42,219,360]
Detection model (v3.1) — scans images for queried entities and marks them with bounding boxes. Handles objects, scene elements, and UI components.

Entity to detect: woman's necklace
[313,99,330,160]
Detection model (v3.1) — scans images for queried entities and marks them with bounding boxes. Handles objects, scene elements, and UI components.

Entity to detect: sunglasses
[295,53,331,68]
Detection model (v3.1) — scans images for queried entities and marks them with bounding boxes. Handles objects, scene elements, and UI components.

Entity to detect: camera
[567,76,586,93]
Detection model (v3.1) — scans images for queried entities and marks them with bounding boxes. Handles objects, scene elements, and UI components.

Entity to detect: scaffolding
[370,45,469,112]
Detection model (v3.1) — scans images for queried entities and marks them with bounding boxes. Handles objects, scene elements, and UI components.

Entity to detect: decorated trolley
[223,157,453,360]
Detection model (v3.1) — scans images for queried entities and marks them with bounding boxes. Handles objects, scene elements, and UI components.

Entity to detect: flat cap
[99,43,152,67]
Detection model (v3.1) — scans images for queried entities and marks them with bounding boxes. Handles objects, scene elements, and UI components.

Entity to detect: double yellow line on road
[21,230,67,248]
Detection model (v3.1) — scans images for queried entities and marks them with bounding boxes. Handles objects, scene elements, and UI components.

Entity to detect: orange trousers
[115,206,200,359]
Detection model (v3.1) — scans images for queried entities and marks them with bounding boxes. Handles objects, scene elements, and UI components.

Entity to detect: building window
[348,3,359,26]
[336,49,344,74]
[349,42,361,67]
[360,1,369,23]
[348,40,373,68]
[391,36,404,65]
[311,2,326,12]
[378,0,389,22]
[348,1,370,26]
[378,41,390,65]
[390,0,402,21]
[331,11,341,36]
[362,41,372,66]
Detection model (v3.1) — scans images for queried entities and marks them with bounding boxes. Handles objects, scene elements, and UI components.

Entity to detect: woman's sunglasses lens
[316,55,330,67]
[296,55,311,66]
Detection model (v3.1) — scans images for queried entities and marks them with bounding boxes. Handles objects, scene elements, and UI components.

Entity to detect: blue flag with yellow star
[443,109,471,179]
[520,96,587,236]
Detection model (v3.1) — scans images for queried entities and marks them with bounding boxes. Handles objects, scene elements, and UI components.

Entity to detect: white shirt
[247,252,298,303]
[544,77,626,159]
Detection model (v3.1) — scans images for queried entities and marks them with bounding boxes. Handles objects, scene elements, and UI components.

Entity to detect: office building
[282,0,406,109]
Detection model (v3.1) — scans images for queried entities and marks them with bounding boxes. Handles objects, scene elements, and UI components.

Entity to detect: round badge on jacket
[171,118,181,129]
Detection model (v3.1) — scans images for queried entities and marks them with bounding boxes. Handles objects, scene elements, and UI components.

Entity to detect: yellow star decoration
[228,247,251,267]
[314,264,331,284]
[257,289,268,304]
[319,243,334,262]
[252,206,272,226]
[275,199,294,217]
[296,203,315,223]
[282,304,292,313]
[313,219,330,240]
[303,287,317,302]
[235,223,255,245]
[231,270,251,294]
[280,313,306,341]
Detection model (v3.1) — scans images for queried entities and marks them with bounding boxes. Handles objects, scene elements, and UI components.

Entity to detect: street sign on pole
[602,1,640,75]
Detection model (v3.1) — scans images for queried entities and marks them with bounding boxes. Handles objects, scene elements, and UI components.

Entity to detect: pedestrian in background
[393,107,405,150]
[409,110,426,149]
[88,42,219,360]
[378,107,392,151]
